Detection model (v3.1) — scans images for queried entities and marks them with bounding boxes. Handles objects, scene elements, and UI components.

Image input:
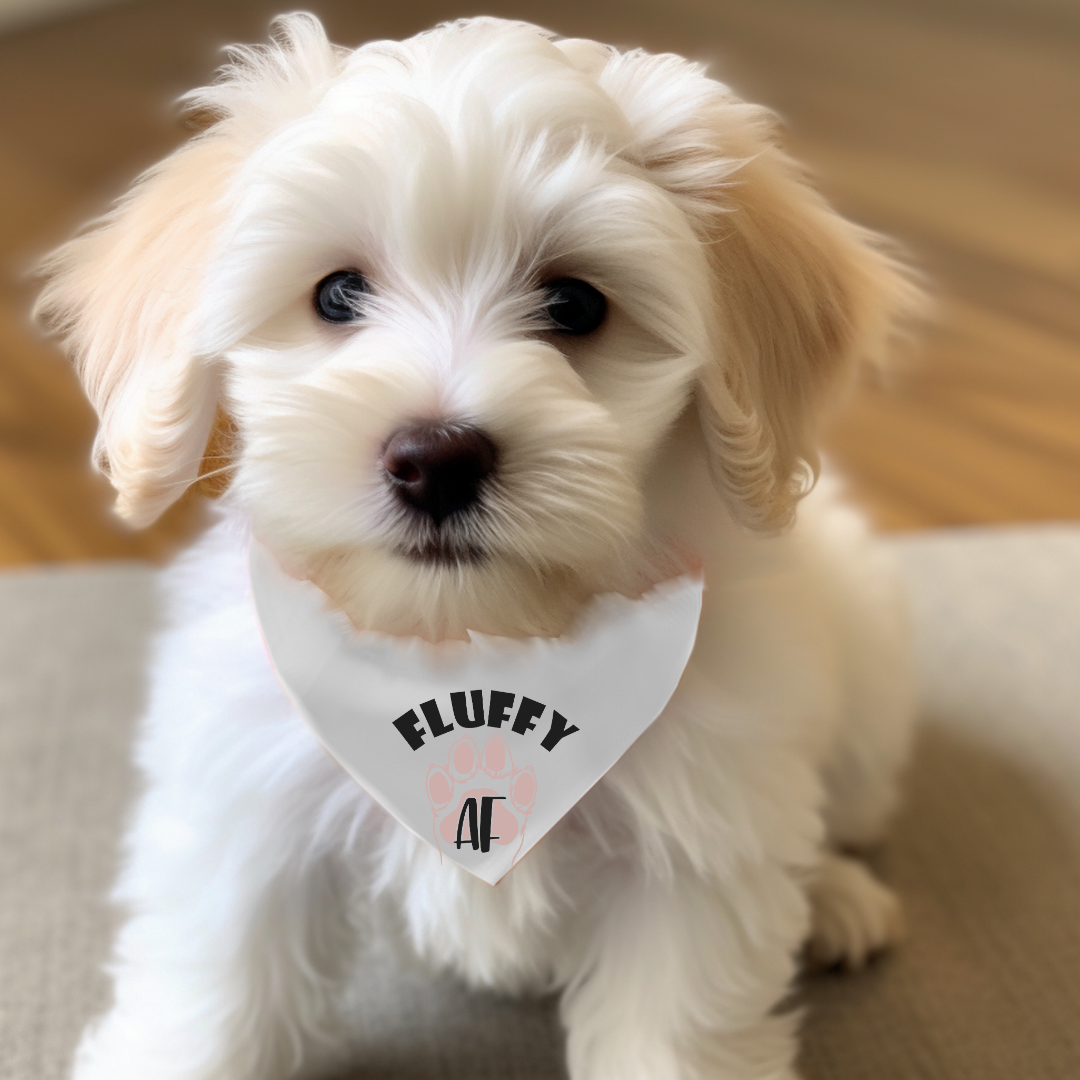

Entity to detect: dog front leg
[559,862,808,1080]
[71,764,363,1080]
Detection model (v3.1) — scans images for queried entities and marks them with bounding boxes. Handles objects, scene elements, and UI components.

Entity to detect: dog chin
[299,538,613,642]
[391,513,492,568]
[289,520,696,644]
[396,540,488,567]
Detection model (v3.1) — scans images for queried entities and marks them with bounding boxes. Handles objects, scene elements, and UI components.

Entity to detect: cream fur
[38,15,920,1080]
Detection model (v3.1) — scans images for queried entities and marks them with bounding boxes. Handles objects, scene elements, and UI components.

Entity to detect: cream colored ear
[696,145,921,531]
[599,49,922,531]
[35,13,342,527]
[36,137,233,526]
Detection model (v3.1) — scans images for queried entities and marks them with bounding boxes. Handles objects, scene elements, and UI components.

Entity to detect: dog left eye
[314,270,371,323]
[542,278,606,335]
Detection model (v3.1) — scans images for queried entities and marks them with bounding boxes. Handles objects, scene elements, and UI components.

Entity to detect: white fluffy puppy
[39,14,921,1080]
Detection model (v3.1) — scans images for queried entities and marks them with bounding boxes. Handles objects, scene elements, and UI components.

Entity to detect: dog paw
[806,853,904,971]
[425,734,537,862]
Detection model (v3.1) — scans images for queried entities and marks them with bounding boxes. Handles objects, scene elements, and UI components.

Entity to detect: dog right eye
[314,270,371,323]
[542,278,607,335]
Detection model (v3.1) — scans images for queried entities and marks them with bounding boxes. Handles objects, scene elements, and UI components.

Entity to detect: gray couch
[4,526,1080,1079]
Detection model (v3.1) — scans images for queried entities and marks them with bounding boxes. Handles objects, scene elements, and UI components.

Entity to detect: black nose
[382,421,497,524]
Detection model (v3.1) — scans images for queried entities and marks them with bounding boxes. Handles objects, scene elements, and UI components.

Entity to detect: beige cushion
[3,526,1080,1079]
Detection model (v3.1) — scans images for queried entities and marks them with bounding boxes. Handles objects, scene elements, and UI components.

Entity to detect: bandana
[250,538,703,884]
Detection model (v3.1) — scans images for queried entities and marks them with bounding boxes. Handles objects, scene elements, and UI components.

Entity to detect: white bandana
[250,539,703,884]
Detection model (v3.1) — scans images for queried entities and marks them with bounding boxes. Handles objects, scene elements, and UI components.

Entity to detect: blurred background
[1,0,1078,565]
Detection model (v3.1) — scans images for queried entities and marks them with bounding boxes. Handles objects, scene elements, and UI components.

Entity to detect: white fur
[39,15,920,1080]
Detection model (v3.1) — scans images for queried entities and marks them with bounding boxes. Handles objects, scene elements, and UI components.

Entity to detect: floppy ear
[35,14,343,526]
[598,49,922,531]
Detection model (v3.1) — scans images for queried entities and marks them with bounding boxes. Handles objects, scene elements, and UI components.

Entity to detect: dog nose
[382,421,497,524]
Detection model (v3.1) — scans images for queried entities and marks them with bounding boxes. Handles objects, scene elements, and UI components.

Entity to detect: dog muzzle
[250,538,703,884]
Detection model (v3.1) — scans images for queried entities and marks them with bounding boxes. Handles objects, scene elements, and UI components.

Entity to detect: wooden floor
[1,0,1078,565]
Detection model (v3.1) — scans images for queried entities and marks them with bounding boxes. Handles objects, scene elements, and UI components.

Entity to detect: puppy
[39,15,921,1080]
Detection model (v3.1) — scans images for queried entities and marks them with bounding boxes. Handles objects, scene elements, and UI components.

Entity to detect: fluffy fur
[38,15,920,1080]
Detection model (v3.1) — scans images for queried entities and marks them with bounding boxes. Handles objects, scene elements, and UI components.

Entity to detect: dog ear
[35,14,343,526]
[597,49,922,531]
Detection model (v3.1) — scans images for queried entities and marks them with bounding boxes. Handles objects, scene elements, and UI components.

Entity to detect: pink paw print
[425,734,537,867]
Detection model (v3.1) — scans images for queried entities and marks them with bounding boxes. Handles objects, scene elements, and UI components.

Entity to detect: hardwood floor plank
[799,143,1080,282]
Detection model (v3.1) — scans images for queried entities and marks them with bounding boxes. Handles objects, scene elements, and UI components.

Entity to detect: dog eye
[314,270,371,323]
[542,278,606,335]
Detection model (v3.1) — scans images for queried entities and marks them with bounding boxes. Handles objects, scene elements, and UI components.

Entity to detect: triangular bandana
[250,539,703,884]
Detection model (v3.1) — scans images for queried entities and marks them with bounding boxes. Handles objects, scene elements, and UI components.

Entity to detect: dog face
[38,16,916,638]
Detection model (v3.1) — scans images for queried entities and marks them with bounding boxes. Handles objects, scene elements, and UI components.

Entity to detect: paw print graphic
[425,734,537,867]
